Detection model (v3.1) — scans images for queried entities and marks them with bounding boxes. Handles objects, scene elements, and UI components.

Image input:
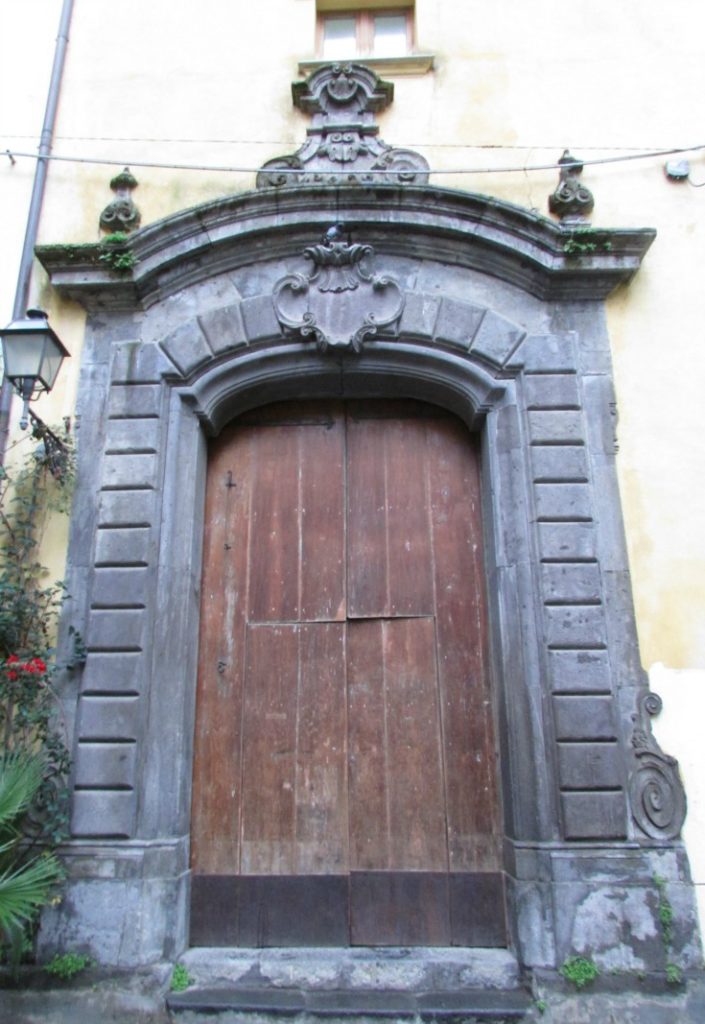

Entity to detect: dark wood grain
[347,619,389,870]
[295,622,348,873]
[427,419,501,871]
[349,872,451,946]
[240,624,299,874]
[190,424,252,874]
[191,399,503,946]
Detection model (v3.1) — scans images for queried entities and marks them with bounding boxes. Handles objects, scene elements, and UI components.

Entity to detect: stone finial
[257,63,429,188]
[99,167,141,234]
[548,150,594,221]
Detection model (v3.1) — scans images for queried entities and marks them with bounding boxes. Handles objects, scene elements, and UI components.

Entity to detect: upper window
[318,8,413,60]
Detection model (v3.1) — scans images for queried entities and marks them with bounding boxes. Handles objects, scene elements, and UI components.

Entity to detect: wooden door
[190,400,504,946]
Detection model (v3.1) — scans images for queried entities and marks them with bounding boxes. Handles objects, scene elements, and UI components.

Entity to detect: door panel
[191,400,503,946]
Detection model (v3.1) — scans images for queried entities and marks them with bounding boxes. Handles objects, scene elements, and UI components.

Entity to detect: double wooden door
[190,400,504,946]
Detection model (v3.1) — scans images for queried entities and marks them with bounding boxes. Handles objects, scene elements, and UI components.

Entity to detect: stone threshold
[166,985,531,1021]
[167,948,530,1020]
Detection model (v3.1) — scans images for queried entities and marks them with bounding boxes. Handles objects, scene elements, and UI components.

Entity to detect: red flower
[3,654,47,679]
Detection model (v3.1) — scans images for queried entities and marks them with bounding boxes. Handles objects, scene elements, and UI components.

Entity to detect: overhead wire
[2,142,705,177]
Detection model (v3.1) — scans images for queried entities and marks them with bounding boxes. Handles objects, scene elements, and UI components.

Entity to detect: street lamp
[0,308,70,430]
[1,308,71,474]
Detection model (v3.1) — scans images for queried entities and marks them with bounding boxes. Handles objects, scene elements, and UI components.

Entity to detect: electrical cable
[2,142,705,177]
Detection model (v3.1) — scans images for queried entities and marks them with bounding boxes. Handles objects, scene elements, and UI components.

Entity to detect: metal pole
[0,0,75,460]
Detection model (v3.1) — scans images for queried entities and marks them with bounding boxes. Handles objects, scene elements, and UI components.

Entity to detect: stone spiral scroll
[628,692,687,840]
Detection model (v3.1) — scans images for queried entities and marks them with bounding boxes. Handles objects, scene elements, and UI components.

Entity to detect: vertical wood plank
[427,420,500,871]
[347,619,389,869]
[347,417,389,618]
[300,414,346,622]
[240,624,299,874]
[191,424,252,874]
[247,426,301,622]
[383,618,448,871]
[295,622,348,873]
[384,419,434,616]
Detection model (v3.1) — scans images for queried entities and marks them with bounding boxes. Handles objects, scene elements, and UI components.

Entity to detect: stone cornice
[36,184,656,311]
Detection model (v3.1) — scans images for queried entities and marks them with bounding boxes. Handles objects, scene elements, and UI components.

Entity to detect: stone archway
[36,83,697,968]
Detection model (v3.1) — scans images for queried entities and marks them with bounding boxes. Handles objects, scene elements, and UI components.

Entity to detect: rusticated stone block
[544,605,607,647]
[470,309,525,367]
[92,567,150,608]
[101,453,159,490]
[71,790,136,838]
[110,342,171,384]
[537,523,597,561]
[241,295,280,343]
[553,695,617,740]
[108,383,162,418]
[86,609,145,651]
[80,652,143,694]
[398,291,440,340]
[74,742,137,788]
[557,741,622,789]
[531,445,588,482]
[78,695,140,740]
[161,321,212,376]
[541,563,602,603]
[561,791,626,840]
[198,302,248,354]
[519,334,577,373]
[548,649,612,693]
[523,373,580,409]
[433,297,484,350]
[534,483,593,521]
[528,410,585,444]
[97,490,155,528]
[105,418,160,454]
[95,527,150,567]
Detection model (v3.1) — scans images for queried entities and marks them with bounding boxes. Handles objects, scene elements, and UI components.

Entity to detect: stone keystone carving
[272,226,404,352]
[257,63,429,188]
[548,150,594,221]
[628,692,687,840]
[99,167,141,234]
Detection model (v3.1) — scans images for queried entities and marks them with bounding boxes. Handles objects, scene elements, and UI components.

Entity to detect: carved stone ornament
[99,167,141,234]
[548,150,594,221]
[257,63,429,188]
[628,692,687,840]
[273,228,404,352]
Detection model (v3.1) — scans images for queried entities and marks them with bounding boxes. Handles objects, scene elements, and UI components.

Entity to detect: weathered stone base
[510,842,702,972]
[37,839,702,977]
[36,839,189,967]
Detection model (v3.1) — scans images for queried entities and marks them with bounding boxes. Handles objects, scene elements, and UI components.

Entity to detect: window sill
[298,53,435,77]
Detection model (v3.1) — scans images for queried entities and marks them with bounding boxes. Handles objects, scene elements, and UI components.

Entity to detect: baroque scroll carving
[257,63,429,188]
[273,227,404,352]
[628,692,687,840]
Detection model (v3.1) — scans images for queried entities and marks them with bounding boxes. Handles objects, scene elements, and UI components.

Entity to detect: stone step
[176,947,523,993]
[166,985,532,1022]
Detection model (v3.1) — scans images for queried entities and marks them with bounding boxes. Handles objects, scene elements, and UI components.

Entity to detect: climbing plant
[0,425,75,959]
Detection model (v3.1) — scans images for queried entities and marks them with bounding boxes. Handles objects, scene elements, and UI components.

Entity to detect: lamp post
[0,308,71,473]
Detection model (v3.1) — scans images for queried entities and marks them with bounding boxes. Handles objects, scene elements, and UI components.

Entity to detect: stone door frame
[36,184,699,971]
